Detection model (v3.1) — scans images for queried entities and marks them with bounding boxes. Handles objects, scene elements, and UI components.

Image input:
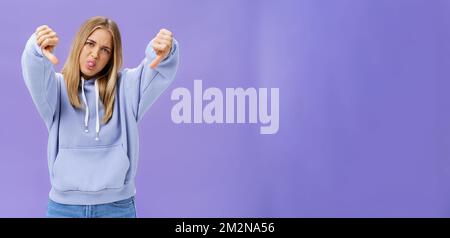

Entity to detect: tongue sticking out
[88,61,95,67]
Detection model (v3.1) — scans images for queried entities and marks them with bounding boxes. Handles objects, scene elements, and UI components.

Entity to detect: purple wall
[1,0,450,217]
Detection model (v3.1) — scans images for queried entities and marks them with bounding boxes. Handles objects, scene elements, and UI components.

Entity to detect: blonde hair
[62,16,122,124]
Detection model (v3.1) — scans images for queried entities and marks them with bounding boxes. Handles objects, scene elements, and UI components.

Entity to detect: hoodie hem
[49,182,136,205]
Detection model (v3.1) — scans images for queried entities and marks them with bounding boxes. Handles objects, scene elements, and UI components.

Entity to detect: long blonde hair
[62,16,122,124]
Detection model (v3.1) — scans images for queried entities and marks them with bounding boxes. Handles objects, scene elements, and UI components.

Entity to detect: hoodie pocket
[52,144,130,192]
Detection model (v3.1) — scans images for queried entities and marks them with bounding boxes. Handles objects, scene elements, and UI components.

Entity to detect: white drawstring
[81,78,100,141]
[94,79,100,141]
[81,78,89,133]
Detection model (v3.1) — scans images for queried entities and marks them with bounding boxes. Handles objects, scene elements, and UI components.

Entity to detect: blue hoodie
[22,33,179,205]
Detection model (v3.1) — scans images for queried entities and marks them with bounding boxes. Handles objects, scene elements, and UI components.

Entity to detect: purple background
[1,0,450,217]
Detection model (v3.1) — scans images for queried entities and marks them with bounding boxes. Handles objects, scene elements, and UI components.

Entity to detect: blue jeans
[46,197,137,218]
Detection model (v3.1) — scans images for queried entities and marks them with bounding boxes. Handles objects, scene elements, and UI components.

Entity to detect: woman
[21,16,179,218]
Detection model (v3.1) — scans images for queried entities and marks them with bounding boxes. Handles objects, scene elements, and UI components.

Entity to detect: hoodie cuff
[30,33,45,57]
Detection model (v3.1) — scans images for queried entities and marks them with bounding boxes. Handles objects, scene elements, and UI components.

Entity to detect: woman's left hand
[149,28,173,69]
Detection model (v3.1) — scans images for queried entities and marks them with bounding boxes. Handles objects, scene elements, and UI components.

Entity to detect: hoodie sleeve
[123,38,179,123]
[21,33,59,130]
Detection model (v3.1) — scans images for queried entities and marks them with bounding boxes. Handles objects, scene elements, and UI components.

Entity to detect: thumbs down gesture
[35,25,59,65]
[149,29,173,69]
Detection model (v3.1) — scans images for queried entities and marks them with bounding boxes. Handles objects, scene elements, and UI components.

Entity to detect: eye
[85,41,95,46]
[101,48,111,54]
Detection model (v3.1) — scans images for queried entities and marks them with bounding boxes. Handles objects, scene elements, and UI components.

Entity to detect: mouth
[86,59,97,71]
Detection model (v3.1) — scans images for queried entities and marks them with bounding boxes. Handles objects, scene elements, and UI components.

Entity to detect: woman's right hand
[35,25,59,65]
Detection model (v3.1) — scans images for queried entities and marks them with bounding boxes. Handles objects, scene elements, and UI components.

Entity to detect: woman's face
[79,28,113,79]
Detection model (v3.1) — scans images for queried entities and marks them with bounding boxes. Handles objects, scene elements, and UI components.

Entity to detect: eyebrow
[86,38,112,51]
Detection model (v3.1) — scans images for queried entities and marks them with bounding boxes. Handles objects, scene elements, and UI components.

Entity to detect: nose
[90,47,100,59]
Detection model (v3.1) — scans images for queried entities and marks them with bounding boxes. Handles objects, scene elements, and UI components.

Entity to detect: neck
[82,73,96,80]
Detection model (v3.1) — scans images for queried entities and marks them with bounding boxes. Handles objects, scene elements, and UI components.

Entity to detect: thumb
[149,54,163,69]
[42,48,59,65]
